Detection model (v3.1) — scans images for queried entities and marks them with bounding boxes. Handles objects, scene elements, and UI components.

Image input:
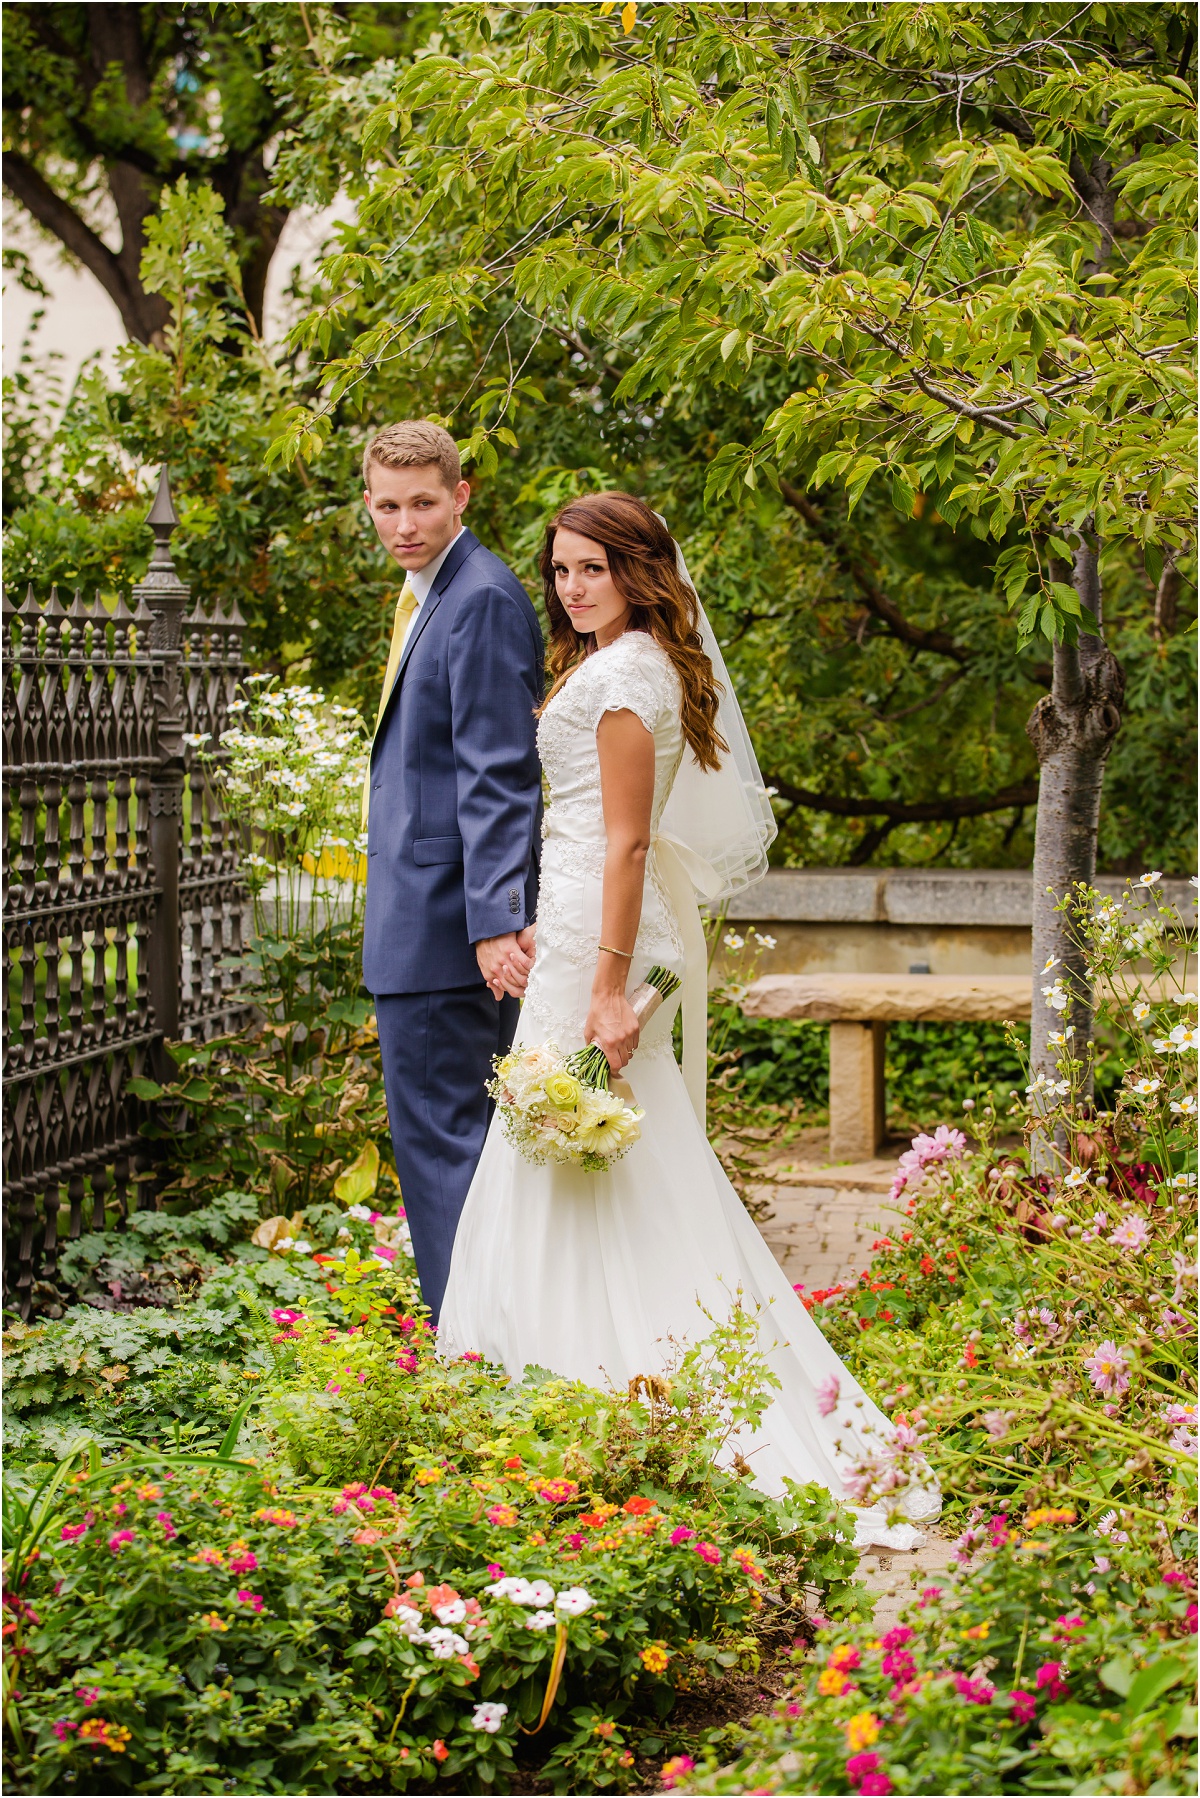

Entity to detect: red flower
[432,1740,449,1762]
[623,1496,657,1515]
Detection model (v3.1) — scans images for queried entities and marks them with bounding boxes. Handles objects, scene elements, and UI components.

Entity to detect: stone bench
[740,974,1032,1161]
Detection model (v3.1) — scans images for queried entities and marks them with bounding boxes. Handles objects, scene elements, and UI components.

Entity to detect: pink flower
[1108,1213,1151,1252]
[1051,1614,1085,1642]
[1083,1341,1131,1398]
[52,1720,78,1740]
[108,1530,135,1554]
[235,1590,264,1613]
[325,1381,342,1395]
[228,1550,258,1575]
[692,1541,721,1565]
[394,1350,418,1374]
[879,1626,913,1650]
[60,1523,88,1542]
[918,1586,942,1607]
[270,1307,305,1326]
[816,1374,840,1416]
[660,1755,696,1790]
[669,1527,696,1546]
[1035,1661,1069,1701]
[1009,1689,1037,1724]
[372,1243,397,1262]
[860,1777,893,1797]
[564,1533,583,1550]
[982,1410,1013,1440]
[75,1687,100,1707]
[845,1751,881,1781]
[486,1563,505,1578]
[954,1674,994,1705]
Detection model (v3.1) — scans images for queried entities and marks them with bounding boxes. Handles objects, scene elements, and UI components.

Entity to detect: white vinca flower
[524,1610,557,1631]
[554,1587,594,1616]
[425,1627,469,1660]
[472,1703,508,1734]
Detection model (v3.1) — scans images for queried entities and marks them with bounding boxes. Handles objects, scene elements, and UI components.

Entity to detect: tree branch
[778,478,971,665]
[1,150,153,341]
[768,775,1040,824]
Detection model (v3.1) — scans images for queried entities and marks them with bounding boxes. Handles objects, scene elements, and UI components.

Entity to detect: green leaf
[333,1141,381,1207]
[126,1078,164,1100]
[1125,1656,1189,1715]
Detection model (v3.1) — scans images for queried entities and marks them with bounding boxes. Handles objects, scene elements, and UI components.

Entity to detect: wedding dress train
[439,631,940,1548]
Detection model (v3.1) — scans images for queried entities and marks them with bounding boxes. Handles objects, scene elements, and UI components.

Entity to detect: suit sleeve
[447,583,543,944]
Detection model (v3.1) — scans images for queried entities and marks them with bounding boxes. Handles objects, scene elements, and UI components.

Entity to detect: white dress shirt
[406,525,464,618]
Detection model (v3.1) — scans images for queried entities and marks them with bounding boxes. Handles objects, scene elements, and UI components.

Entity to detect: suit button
[373,782,382,791]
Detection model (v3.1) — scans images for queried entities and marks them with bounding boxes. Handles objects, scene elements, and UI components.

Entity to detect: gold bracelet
[598,943,633,960]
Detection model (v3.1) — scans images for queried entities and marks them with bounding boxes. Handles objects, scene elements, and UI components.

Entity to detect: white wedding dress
[439,631,939,1548]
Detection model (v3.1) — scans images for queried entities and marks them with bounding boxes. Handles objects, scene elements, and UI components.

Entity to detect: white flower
[1172,1172,1197,1188]
[723,932,745,950]
[472,1702,509,1734]
[518,1579,556,1608]
[1180,992,1198,1004]
[432,1599,467,1626]
[524,1609,557,1631]
[274,1236,294,1252]
[1042,954,1061,973]
[554,1587,594,1616]
[1169,1428,1198,1456]
[1052,1079,1071,1096]
[754,932,777,949]
[1042,981,1069,1013]
[1169,1026,1199,1053]
[1133,1002,1151,1021]
[425,1627,469,1659]
[1063,1166,1088,1188]
[1170,1095,1197,1116]
[292,1238,313,1253]
[390,1606,425,1639]
[1139,870,1163,887]
[1130,1078,1162,1097]
[345,1204,373,1221]
[485,1577,529,1600]
[183,731,211,747]
[1096,1510,1130,1542]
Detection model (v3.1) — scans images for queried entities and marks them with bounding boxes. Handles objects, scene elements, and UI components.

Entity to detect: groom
[361,421,543,1323]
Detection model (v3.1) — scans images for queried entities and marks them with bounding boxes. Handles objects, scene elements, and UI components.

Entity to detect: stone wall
[714,869,1196,979]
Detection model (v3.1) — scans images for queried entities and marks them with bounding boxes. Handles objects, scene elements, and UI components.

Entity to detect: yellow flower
[414,1468,442,1486]
[640,1643,671,1674]
[845,1712,881,1752]
[817,1667,848,1696]
[200,1612,229,1632]
[543,1072,583,1112]
[1024,1506,1077,1528]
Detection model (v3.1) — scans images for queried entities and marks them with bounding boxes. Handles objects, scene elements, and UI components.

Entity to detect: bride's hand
[585,990,640,1073]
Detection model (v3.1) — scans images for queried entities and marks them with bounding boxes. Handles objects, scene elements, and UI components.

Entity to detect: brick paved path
[749,1130,912,1295]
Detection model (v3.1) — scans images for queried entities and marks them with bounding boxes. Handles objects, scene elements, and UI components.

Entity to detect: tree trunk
[1026,542,1124,1119]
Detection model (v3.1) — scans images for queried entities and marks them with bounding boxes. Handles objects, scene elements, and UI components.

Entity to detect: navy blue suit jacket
[362,529,544,995]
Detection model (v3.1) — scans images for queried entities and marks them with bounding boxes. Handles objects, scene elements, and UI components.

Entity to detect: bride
[439,492,939,1549]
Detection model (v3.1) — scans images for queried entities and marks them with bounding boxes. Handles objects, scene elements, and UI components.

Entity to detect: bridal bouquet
[490,966,681,1173]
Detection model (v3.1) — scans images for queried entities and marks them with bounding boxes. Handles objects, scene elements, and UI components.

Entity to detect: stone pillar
[828,1020,886,1161]
[136,467,187,1067]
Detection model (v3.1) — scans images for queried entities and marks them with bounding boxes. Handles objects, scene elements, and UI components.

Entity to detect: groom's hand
[476,927,535,1000]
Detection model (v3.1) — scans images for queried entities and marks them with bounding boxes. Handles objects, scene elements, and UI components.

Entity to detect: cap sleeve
[586,637,673,737]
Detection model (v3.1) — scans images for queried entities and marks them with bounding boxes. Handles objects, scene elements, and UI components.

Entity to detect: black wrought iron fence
[2,470,249,1317]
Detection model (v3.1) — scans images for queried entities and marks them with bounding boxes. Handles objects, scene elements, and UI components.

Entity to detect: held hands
[477,924,537,1000]
[585,987,641,1074]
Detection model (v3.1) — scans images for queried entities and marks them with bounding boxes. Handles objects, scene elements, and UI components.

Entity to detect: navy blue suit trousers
[376,987,519,1325]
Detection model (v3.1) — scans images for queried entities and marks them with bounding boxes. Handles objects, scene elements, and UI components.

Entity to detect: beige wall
[712,921,1032,983]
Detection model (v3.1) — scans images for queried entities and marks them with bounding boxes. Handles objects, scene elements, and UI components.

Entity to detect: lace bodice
[537,632,684,845]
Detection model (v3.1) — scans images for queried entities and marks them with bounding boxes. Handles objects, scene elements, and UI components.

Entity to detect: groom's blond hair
[363,421,461,492]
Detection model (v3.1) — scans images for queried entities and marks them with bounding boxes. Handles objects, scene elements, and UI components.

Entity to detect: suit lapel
[375,529,479,743]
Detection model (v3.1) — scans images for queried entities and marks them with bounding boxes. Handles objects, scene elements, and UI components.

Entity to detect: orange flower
[845,1712,880,1752]
[432,1740,449,1762]
[817,1667,847,1696]
[640,1643,671,1674]
[425,1584,461,1613]
[622,1496,656,1515]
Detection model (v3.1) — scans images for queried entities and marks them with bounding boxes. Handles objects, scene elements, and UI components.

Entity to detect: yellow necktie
[362,581,417,828]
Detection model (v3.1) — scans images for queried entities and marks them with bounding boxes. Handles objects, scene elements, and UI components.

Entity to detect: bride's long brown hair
[538,492,727,772]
